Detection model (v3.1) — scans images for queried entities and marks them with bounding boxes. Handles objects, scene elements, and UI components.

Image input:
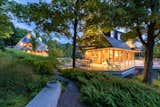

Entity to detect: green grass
[0,48,56,107]
[5,48,56,75]
[60,68,160,107]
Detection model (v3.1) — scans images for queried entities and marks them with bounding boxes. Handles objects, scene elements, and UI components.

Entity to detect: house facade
[84,30,140,71]
[15,33,48,56]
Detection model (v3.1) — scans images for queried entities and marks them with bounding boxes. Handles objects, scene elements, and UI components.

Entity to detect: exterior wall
[84,48,136,71]
[85,48,109,64]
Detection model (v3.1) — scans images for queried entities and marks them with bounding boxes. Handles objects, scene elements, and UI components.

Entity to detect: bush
[60,68,160,107]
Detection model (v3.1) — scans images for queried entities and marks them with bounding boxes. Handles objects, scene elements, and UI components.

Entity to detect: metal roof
[104,36,131,50]
[15,33,48,51]
[21,37,31,43]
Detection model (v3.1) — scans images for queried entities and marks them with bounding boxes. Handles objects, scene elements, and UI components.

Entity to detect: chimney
[114,31,118,40]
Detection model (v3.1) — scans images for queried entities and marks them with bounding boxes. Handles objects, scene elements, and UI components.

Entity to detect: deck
[78,59,160,71]
[135,59,160,69]
[61,59,160,77]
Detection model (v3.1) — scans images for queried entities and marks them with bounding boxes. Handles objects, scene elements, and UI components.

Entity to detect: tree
[0,0,13,38]
[47,40,64,58]
[86,0,160,84]
[11,0,92,68]
[2,27,29,46]
[77,0,113,53]
[154,44,160,58]
[78,26,111,49]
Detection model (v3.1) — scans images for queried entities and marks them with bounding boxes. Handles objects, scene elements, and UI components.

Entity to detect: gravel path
[57,81,87,107]
[54,68,87,107]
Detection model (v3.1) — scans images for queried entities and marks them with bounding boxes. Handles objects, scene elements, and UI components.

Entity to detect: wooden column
[112,49,114,63]
[128,51,129,68]
[121,50,123,70]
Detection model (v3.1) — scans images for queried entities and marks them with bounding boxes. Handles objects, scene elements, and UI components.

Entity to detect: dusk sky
[12,0,72,44]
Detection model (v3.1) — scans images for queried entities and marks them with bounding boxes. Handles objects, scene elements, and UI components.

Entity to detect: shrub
[60,68,160,107]
[33,60,54,75]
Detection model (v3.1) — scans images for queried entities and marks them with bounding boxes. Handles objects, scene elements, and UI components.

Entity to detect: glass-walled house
[84,30,140,71]
[85,47,139,71]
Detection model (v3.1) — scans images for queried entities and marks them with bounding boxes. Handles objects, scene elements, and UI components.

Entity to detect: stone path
[53,68,87,107]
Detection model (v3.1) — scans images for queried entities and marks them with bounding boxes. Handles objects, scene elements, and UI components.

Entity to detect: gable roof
[104,35,131,50]
[21,37,31,43]
[15,33,48,51]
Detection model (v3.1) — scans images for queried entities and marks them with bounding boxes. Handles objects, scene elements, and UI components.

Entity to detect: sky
[14,0,51,4]
[12,0,72,44]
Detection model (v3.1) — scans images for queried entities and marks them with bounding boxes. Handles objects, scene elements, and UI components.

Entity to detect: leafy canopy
[86,0,160,44]
[11,0,89,37]
[0,0,13,38]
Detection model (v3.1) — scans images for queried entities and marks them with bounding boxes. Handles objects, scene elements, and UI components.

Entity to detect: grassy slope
[0,48,54,107]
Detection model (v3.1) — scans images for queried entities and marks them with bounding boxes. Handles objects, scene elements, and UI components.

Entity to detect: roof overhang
[86,47,141,53]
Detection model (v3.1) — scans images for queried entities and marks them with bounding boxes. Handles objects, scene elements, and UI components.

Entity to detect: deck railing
[77,59,160,71]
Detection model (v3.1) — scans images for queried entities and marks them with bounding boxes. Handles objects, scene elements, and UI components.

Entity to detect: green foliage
[2,27,29,46]
[63,43,73,57]
[82,0,160,84]
[6,48,55,75]
[76,51,83,59]
[78,26,111,49]
[30,37,37,50]
[47,40,72,57]
[10,0,105,67]
[154,45,160,58]
[134,74,160,91]
[0,0,13,38]
[10,1,79,36]
[0,50,51,107]
[60,68,160,107]
[48,41,64,57]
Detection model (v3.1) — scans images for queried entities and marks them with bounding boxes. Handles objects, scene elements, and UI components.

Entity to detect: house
[15,33,48,56]
[84,30,140,71]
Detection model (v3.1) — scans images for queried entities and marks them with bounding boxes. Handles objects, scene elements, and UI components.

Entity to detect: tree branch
[136,27,147,46]
[154,30,160,38]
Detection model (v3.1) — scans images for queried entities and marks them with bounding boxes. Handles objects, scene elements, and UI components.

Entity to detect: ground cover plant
[60,68,160,107]
[6,48,57,75]
[0,49,55,107]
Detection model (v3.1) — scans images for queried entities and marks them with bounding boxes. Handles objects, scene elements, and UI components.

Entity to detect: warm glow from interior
[25,50,48,56]
[126,39,135,48]
[84,47,138,71]
[19,42,23,46]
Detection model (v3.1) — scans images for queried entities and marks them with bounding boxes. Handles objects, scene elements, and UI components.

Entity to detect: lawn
[60,68,160,107]
[0,48,56,107]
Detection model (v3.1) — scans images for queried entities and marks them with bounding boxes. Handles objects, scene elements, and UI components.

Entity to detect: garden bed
[60,68,160,107]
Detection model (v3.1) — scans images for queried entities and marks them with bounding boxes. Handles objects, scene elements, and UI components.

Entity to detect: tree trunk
[72,18,78,68]
[143,41,155,85]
